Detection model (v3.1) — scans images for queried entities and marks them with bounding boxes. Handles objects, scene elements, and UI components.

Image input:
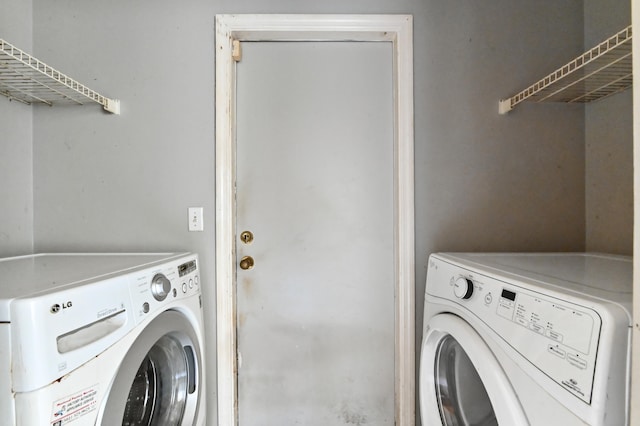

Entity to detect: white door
[235,40,394,425]
[419,314,529,425]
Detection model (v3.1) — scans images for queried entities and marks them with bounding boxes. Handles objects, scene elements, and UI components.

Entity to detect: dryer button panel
[426,258,602,405]
[489,285,601,404]
[496,289,596,356]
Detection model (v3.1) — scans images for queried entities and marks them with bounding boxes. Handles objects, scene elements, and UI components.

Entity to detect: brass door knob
[239,256,254,270]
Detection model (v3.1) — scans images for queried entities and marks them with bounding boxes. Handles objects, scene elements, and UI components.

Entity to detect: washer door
[100,310,203,426]
[419,314,529,426]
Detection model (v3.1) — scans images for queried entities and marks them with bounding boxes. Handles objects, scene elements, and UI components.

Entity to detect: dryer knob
[151,273,171,301]
[453,277,474,299]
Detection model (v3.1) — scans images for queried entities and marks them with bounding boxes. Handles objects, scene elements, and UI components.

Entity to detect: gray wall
[3,0,587,423]
[0,0,33,257]
[584,0,633,255]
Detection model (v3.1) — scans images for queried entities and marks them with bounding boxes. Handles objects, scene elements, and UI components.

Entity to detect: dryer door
[420,314,529,426]
[99,311,203,426]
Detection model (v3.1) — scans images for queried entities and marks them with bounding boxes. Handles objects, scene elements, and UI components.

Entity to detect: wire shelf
[0,38,120,114]
[499,25,632,114]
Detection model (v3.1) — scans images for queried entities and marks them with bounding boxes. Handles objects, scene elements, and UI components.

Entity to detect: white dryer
[0,252,206,426]
[419,253,632,426]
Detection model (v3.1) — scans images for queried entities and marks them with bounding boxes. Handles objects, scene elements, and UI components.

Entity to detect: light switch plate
[188,207,204,231]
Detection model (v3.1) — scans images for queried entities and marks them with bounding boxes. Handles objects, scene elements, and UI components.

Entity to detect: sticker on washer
[50,385,98,425]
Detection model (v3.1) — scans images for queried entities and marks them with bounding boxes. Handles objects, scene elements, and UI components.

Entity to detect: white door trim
[215,14,415,426]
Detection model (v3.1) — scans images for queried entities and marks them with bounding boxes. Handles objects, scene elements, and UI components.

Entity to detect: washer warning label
[50,385,98,425]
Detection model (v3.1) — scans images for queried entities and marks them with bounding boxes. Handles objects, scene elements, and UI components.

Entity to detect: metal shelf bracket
[499,25,632,115]
[0,38,121,114]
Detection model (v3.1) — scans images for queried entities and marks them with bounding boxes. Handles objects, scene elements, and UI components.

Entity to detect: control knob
[151,273,171,301]
[453,277,474,299]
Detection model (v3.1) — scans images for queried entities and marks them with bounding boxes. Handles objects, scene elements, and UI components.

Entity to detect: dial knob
[453,277,474,299]
[151,273,171,301]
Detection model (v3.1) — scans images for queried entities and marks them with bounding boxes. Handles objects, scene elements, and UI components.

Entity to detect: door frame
[215,14,414,425]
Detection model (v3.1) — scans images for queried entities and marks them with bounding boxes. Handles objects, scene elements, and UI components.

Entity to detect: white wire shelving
[499,25,632,114]
[0,38,120,114]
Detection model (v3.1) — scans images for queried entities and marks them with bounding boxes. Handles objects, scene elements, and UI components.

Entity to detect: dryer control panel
[426,257,602,405]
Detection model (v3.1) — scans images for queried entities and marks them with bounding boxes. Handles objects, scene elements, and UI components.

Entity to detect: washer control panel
[427,257,601,404]
[129,255,200,324]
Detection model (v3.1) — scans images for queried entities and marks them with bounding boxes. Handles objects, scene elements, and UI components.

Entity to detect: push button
[548,345,565,358]
[515,317,528,327]
[546,329,563,343]
[567,353,587,370]
[530,323,545,334]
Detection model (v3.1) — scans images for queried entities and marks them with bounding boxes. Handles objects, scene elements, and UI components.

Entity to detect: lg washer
[419,252,631,425]
[0,252,206,425]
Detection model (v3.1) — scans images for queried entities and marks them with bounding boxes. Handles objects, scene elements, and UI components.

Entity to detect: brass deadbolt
[239,256,255,270]
[240,230,254,244]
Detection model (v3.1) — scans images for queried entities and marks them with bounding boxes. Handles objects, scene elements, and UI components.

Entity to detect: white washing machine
[419,252,632,426]
[0,252,206,426]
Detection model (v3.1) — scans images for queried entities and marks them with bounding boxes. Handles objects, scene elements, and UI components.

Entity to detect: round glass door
[100,311,202,426]
[122,334,189,426]
[435,335,498,426]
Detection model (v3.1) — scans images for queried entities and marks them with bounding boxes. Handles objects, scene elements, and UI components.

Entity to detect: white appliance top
[435,252,632,316]
[0,253,189,322]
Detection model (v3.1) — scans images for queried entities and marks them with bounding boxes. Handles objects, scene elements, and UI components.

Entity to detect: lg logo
[50,301,73,313]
